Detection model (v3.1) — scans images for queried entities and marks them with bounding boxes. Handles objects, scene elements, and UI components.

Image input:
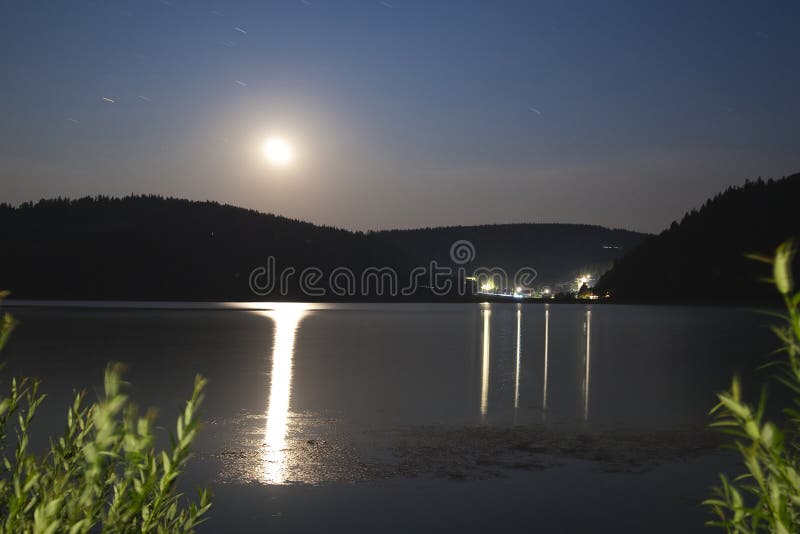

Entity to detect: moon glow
[263,138,294,167]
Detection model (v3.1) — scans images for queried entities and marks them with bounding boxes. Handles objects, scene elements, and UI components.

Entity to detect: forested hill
[376,224,648,287]
[0,196,401,300]
[0,196,644,300]
[595,174,800,304]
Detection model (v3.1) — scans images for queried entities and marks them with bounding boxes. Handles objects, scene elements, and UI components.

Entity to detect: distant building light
[479,279,497,292]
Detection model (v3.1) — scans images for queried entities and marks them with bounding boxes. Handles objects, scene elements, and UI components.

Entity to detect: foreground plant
[0,294,211,532]
[705,241,800,533]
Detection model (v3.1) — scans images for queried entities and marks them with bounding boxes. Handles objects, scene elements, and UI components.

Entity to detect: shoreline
[1,297,773,311]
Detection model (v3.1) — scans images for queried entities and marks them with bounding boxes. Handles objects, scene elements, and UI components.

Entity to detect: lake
[0,302,781,532]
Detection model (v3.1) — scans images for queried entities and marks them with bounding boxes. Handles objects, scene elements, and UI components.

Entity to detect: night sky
[1,0,798,233]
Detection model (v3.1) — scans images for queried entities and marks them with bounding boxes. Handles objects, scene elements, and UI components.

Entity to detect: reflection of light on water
[583,308,592,421]
[543,304,550,416]
[257,304,307,484]
[514,307,522,409]
[480,305,491,420]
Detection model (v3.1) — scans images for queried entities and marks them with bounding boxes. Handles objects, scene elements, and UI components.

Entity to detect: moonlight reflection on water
[258,304,308,484]
[196,302,747,488]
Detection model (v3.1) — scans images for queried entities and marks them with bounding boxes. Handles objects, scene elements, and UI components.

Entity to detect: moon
[262,138,294,167]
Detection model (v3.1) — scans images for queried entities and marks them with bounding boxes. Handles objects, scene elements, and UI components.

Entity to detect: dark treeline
[596,173,800,304]
[0,195,408,300]
[0,195,643,300]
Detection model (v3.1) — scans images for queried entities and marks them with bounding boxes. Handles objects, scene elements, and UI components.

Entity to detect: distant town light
[479,279,496,292]
[574,274,593,292]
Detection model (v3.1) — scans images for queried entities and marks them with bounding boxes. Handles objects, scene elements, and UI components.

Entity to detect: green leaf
[774,241,795,295]
[746,253,774,265]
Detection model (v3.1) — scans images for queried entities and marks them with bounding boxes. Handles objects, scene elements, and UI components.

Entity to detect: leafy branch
[706,241,800,533]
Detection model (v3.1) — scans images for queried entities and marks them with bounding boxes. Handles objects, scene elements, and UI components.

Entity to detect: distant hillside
[0,196,405,300]
[0,196,644,300]
[377,224,648,288]
[595,174,800,304]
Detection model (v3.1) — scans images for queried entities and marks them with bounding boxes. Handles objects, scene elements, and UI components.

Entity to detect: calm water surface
[1,302,779,532]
